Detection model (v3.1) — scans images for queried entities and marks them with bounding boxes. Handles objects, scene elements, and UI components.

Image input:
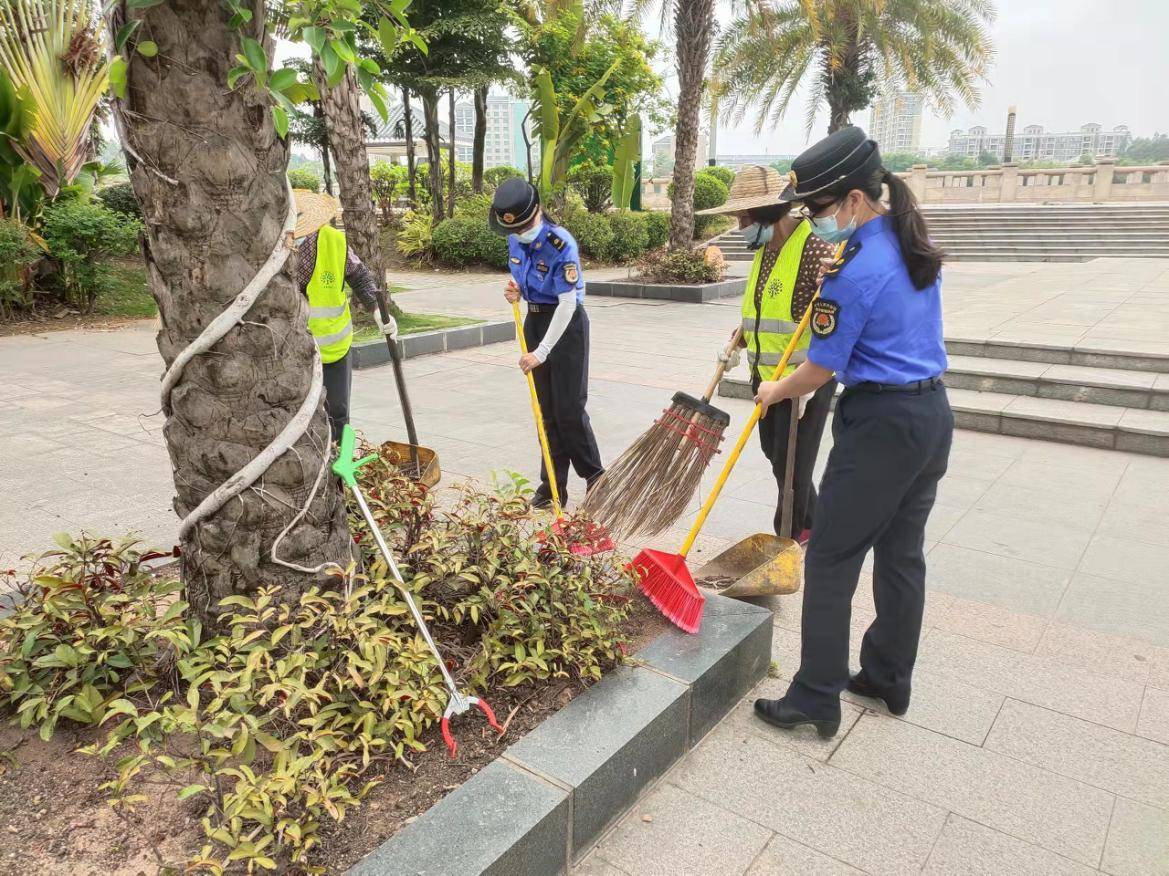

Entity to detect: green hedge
[703,165,735,187]
[559,210,614,261]
[287,167,322,192]
[41,201,141,311]
[644,211,669,249]
[431,193,510,269]
[604,211,649,262]
[96,182,141,219]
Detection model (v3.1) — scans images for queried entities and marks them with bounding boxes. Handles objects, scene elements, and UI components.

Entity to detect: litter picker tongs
[332,424,502,757]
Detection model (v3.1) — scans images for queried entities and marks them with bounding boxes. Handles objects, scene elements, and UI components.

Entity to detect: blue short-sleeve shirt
[507,223,585,306]
[806,215,947,386]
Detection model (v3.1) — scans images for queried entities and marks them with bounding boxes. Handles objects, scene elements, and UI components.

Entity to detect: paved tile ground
[2,258,1169,872]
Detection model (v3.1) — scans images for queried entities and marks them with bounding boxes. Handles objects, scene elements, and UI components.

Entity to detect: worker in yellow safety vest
[696,166,836,542]
[291,190,396,442]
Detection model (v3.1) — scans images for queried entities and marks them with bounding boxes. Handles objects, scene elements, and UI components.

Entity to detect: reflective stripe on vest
[741,220,813,380]
[306,225,352,364]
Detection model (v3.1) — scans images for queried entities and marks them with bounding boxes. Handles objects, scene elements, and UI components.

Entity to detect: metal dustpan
[379,439,440,488]
[696,398,805,599]
[696,533,803,598]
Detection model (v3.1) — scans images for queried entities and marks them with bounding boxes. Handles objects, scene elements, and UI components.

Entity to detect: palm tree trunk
[447,89,456,218]
[669,0,715,249]
[472,85,487,193]
[111,0,351,623]
[315,103,335,194]
[403,86,417,203]
[421,89,444,225]
[311,60,388,298]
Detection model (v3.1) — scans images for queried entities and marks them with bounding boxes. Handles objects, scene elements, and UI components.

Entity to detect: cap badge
[788,170,798,188]
[503,212,516,224]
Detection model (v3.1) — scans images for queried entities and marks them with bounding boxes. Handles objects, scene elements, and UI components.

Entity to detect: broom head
[630,548,705,634]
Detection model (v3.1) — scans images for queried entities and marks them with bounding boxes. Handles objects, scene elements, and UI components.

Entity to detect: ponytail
[879,170,944,290]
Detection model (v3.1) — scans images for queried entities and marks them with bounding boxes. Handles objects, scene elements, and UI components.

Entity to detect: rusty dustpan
[696,396,803,598]
[376,292,440,488]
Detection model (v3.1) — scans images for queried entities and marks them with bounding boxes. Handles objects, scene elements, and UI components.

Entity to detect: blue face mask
[513,220,543,245]
[810,202,856,244]
[742,222,774,251]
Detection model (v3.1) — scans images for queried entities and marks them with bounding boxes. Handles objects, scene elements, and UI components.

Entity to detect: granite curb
[349,593,773,875]
[352,320,516,370]
[585,277,747,304]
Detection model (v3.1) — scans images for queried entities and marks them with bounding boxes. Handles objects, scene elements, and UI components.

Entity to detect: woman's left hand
[754,380,787,414]
[519,352,541,374]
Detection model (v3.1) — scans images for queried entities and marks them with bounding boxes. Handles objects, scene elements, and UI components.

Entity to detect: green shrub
[396,209,434,260]
[567,161,613,212]
[644,211,669,249]
[41,201,141,311]
[0,457,635,873]
[431,216,478,267]
[96,182,141,219]
[0,218,40,314]
[370,160,407,223]
[704,165,736,187]
[287,167,322,192]
[604,210,649,262]
[433,206,508,270]
[484,166,524,188]
[667,172,729,213]
[637,247,725,284]
[559,209,613,261]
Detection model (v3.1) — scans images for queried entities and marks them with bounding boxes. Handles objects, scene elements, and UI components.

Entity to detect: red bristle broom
[633,242,845,632]
[511,299,614,556]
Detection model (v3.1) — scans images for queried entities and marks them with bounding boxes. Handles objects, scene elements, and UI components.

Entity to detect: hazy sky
[699,0,1169,155]
[276,0,1168,160]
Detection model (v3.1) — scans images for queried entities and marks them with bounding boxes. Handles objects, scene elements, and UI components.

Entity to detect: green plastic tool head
[331,424,378,488]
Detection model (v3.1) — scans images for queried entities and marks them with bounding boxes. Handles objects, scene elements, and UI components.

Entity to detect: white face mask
[742,222,774,251]
[513,220,543,245]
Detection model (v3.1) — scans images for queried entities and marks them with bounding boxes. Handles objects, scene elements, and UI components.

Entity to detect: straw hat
[696,165,792,215]
[292,189,341,238]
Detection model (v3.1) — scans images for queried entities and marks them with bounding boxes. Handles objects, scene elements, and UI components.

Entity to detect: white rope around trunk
[162,179,328,547]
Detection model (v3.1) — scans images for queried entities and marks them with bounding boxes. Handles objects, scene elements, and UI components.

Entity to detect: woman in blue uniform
[490,178,604,508]
[752,127,953,738]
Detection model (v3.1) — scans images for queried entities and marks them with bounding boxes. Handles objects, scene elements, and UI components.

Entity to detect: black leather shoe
[753,698,840,738]
[847,674,910,716]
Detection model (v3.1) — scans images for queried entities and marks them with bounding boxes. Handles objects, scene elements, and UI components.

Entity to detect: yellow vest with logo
[307,225,353,364]
[741,220,812,381]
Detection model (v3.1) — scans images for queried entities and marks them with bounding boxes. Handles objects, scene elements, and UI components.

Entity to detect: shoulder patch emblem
[564,262,579,284]
[510,256,521,264]
[547,231,566,251]
[811,299,839,338]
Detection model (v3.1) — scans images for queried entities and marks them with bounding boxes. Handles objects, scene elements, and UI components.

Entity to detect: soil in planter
[0,600,669,874]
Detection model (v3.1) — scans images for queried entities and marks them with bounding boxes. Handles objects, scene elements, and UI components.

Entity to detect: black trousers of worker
[753,376,837,538]
[524,306,604,503]
[322,350,353,444]
[784,383,953,719]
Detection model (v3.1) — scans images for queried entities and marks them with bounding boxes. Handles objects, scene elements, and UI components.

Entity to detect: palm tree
[714,0,995,135]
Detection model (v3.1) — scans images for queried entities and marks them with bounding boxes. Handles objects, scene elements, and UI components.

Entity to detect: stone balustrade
[639,161,1169,208]
[899,159,1169,204]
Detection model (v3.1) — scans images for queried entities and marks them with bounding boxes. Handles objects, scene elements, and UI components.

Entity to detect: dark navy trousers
[785,383,953,717]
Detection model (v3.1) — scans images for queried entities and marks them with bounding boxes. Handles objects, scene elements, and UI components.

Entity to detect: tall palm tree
[714,0,995,135]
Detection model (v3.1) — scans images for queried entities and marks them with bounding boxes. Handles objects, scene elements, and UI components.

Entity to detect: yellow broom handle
[512,299,562,517]
[678,241,845,559]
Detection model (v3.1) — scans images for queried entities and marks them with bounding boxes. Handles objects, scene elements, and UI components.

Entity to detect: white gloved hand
[718,346,742,370]
[797,391,813,419]
[374,309,398,340]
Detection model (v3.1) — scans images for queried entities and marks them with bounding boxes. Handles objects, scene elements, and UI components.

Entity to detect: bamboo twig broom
[580,329,742,540]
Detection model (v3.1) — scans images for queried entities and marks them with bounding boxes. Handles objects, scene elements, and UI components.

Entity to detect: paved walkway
[1,259,1168,872]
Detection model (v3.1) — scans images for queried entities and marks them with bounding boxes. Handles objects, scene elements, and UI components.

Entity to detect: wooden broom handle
[678,242,845,559]
[701,327,744,403]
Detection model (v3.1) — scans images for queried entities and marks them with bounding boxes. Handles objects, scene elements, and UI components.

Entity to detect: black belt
[527,302,580,313]
[846,376,944,395]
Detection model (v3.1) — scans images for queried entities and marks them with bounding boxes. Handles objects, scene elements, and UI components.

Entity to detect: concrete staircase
[720,337,1169,457]
[710,202,1169,263]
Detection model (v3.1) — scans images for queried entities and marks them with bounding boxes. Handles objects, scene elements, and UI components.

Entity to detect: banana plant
[0,0,111,198]
[530,59,619,202]
[610,113,640,211]
[0,69,43,223]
